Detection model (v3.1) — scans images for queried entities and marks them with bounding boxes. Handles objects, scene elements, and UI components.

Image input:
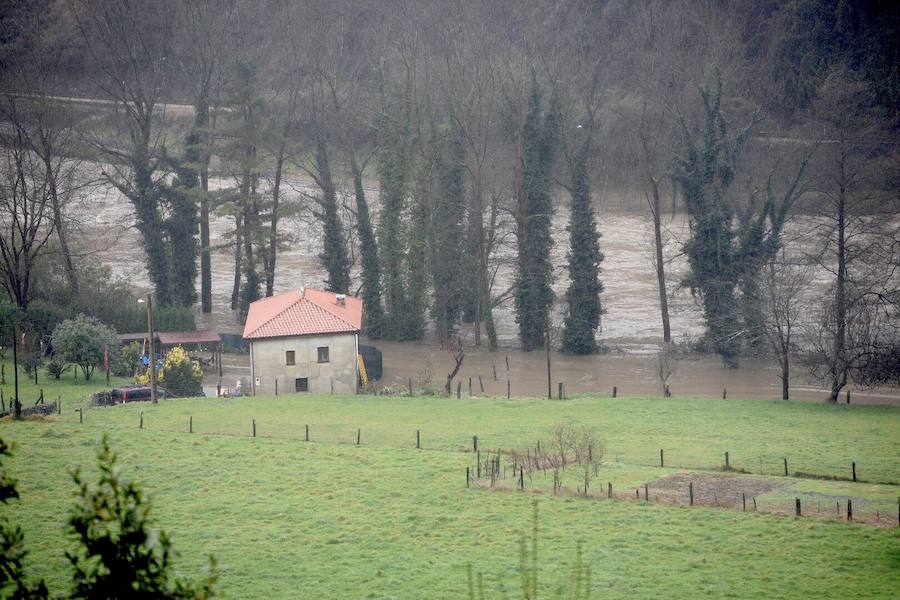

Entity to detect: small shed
[117,329,224,374]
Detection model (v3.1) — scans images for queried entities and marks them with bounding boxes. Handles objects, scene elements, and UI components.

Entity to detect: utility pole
[141,294,158,404]
[12,322,20,419]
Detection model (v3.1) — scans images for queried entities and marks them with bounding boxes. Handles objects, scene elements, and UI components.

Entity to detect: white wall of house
[249,332,359,396]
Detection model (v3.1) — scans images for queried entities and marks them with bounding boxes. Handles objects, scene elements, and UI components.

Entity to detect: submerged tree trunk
[648,177,671,344]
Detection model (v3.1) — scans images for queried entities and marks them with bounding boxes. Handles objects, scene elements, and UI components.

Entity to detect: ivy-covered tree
[673,77,806,367]
[316,132,351,294]
[562,117,603,354]
[350,152,384,339]
[376,75,412,340]
[430,123,467,344]
[514,75,562,351]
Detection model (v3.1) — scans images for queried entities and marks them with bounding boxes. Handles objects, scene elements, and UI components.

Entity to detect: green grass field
[2,392,898,598]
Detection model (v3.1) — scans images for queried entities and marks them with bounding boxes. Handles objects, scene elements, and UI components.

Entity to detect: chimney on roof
[335,293,346,307]
[300,286,305,297]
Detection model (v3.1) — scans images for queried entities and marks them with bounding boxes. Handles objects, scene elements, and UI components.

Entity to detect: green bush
[52,315,118,381]
[157,346,203,397]
[45,358,71,380]
[17,352,43,379]
[112,342,143,377]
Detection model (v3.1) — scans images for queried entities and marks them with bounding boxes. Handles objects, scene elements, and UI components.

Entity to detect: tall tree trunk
[230,213,242,311]
[198,85,212,314]
[351,152,384,338]
[831,151,847,402]
[782,345,790,400]
[43,155,77,293]
[649,177,671,344]
[266,143,285,297]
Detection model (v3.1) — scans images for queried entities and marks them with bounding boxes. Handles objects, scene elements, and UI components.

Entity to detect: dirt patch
[648,471,786,508]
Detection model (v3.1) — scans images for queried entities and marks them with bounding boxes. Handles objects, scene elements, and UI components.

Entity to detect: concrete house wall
[249,332,359,396]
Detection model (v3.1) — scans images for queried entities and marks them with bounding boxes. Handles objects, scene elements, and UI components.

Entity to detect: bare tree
[760,256,811,400]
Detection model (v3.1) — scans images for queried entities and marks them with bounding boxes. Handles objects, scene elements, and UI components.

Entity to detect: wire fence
[50,399,900,529]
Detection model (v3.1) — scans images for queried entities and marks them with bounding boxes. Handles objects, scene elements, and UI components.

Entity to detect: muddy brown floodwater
[80,175,899,404]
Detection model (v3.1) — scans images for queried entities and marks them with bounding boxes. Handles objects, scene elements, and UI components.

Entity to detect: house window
[295,377,308,392]
[317,346,330,363]
[286,350,295,366]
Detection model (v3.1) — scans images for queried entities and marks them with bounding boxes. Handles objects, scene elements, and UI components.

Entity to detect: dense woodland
[0,0,897,400]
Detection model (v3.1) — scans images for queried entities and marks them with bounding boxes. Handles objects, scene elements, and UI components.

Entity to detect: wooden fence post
[689,482,694,505]
[305,424,309,442]
[409,378,413,396]
[558,382,563,400]
[795,498,801,517]
[507,380,510,399]
[852,462,857,482]
[846,389,851,404]
[493,365,497,380]
[505,356,509,371]
[457,381,461,399]
[519,467,524,491]
[644,484,649,501]
[478,376,484,393]
[723,387,727,399]
[274,379,278,395]
[466,467,470,488]
[660,449,664,467]
[357,428,361,445]
[607,482,612,498]
[477,452,481,478]
[725,451,730,469]
[140,411,143,429]
[612,386,617,398]
[79,408,83,424]
[473,435,478,452]
[189,415,192,433]
[252,419,256,437]
[742,493,746,512]
[784,458,788,476]
[468,377,472,396]
[416,429,420,449]
[847,499,853,521]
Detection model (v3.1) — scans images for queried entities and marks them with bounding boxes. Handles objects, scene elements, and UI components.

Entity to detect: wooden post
[456,381,461,399]
[852,462,857,482]
[505,356,509,371]
[689,482,694,505]
[305,424,309,442]
[795,498,801,517]
[636,488,639,499]
[660,449,664,467]
[79,408,83,423]
[742,493,746,512]
[0,389,4,413]
[519,467,524,490]
[57,398,61,415]
[466,466,470,488]
[725,451,730,469]
[784,458,788,476]
[416,429,420,449]
[274,379,278,395]
[357,428,361,445]
[665,385,671,398]
[39,389,44,404]
[478,375,484,393]
[493,365,497,380]
[846,389,851,404]
[140,411,143,429]
[409,378,413,396]
[607,482,612,498]
[847,499,853,521]
[252,419,256,437]
[558,382,563,400]
[468,377,472,397]
[477,452,481,478]
[722,387,727,399]
[612,386,617,398]
[189,415,193,433]
[644,484,649,501]
[216,382,221,397]
[507,380,510,399]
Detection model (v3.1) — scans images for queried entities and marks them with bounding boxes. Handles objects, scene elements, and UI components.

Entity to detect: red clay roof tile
[242,288,362,339]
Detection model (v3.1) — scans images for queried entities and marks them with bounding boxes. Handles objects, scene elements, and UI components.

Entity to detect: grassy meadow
[1,392,898,598]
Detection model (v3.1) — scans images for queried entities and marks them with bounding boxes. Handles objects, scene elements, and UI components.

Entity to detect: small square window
[295,377,308,392]
[285,350,295,366]
[317,346,329,363]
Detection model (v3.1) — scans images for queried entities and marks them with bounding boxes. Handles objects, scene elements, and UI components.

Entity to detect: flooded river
[81,176,899,404]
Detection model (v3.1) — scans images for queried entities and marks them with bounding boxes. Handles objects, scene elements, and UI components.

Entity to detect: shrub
[67,435,217,598]
[113,341,143,377]
[158,346,203,397]
[17,351,43,379]
[52,315,118,381]
[45,358,71,380]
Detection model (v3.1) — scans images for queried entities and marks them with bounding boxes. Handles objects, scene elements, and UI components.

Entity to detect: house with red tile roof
[242,288,363,395]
